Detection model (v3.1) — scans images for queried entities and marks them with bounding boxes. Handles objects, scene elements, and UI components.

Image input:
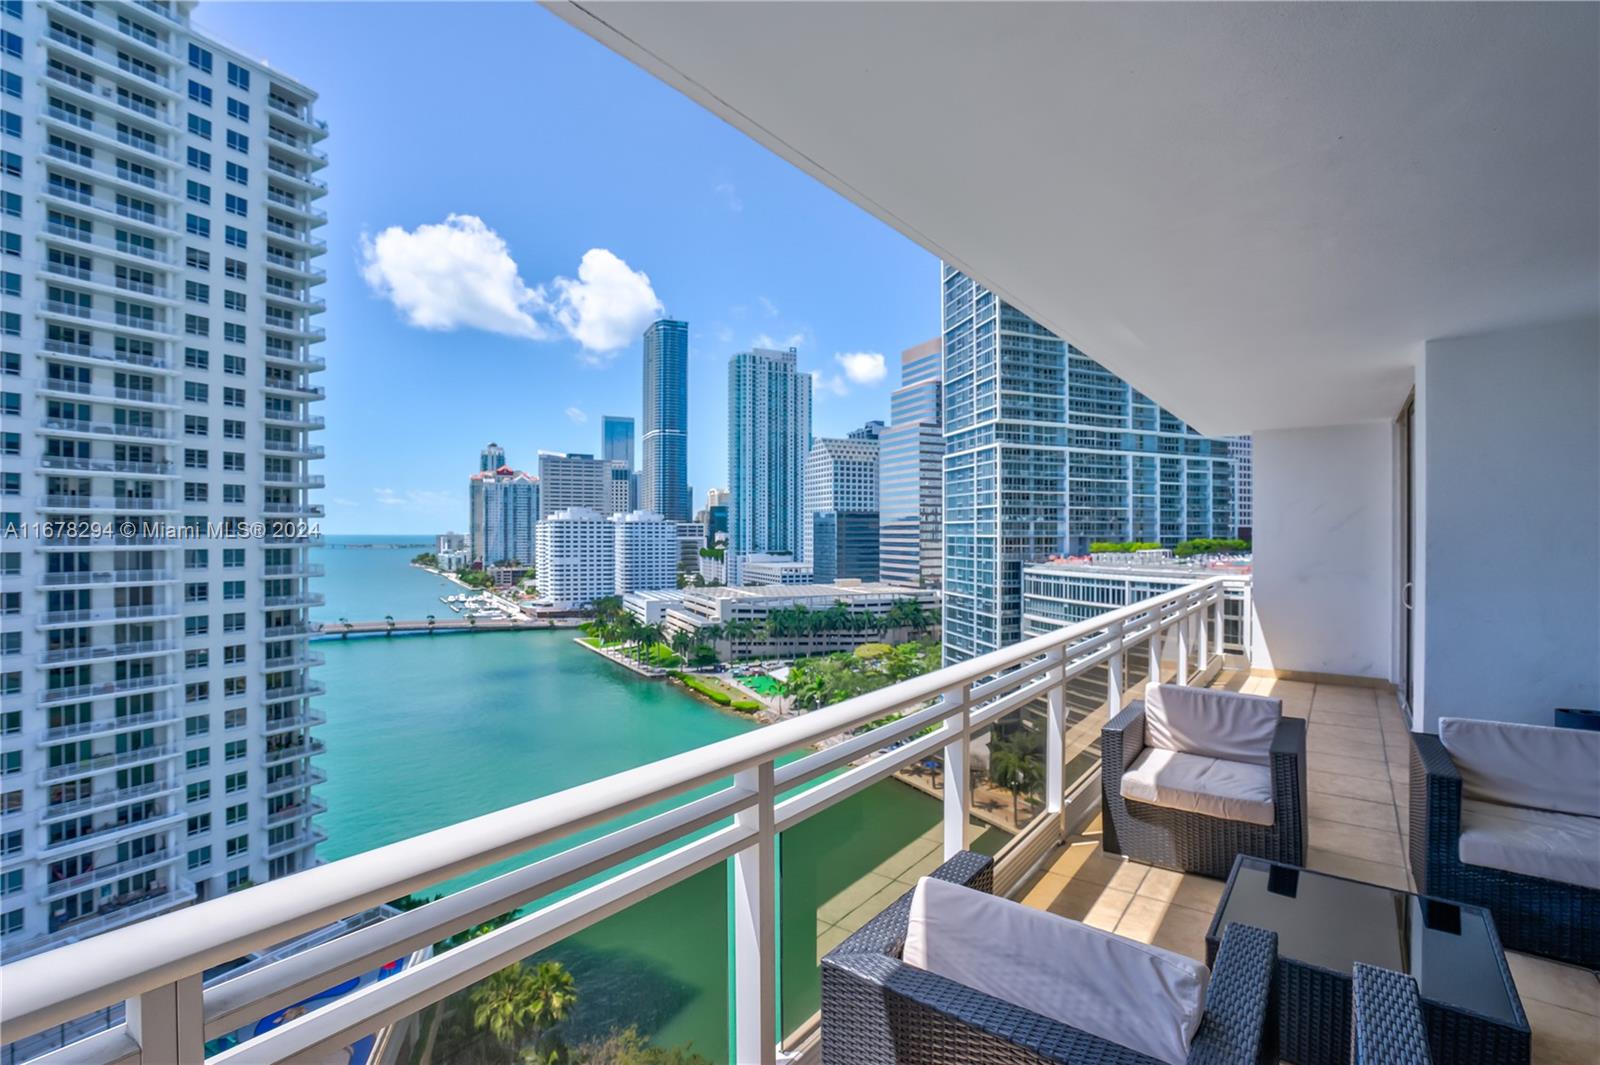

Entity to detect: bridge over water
[311,617,550,638]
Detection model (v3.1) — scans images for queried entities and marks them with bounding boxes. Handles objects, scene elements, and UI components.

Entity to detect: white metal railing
[0,578,1238,1065]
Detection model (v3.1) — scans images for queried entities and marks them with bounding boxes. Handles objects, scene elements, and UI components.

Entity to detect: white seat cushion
[1457,799,1600,890]
[1145,684,1283,766]
[904,875,1209,1065]
[1122,747,1276,826]
[1439,717,1600,818]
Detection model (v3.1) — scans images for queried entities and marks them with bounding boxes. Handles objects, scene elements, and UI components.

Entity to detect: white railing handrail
[0,577,1234,1055]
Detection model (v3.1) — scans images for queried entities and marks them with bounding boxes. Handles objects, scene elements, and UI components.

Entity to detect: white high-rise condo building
[1228,436,1253,538]
[536,451,608,519]
[879,339,944,587]
[803,436,879,582]
[534,507,614,609]
[942,266,1236,663]
[727,347,811,585]
[611,510,678,595]
[0,0,327,956]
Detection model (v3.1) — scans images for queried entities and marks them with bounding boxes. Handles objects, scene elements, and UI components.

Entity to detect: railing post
[943,685,971,859]
[1198,597,1210,671]
[124,975,202,1065]
[1213,585,1226,657]
[1175,603,1190,684]
[1044,665,1066,839]
[732,762,776,1065]
[1106,622,1124,714]
[1148,616,1163,689]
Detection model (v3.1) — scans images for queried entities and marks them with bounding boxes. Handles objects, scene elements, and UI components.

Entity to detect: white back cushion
[1145,683,1283,766]
[903,876,1209,1065]
[1439,717,1600,817]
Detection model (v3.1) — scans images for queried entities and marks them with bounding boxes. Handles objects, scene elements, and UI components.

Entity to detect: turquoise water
[310,537,966,1058]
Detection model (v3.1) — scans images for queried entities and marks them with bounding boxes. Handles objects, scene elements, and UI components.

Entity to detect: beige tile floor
[1014,672,1600,1064]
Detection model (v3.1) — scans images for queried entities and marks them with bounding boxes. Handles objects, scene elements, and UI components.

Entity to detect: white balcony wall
[1249,423,1397,683]
[1415,315,1599,731]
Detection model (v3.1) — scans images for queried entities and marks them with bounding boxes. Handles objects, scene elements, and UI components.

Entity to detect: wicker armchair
[1351,964,1433,1065]
[1408,731,1600,968]
[1102,698,1307,879]
[819,850,1280,1065]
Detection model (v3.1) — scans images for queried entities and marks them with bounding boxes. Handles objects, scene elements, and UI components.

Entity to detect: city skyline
[182,2,937,535]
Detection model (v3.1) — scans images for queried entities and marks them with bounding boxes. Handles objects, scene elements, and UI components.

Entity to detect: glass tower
[641,320,689,521]
[941,266,1236,663]
[727,347,812,584]
[879,339,944,587]
[600,416,634,470]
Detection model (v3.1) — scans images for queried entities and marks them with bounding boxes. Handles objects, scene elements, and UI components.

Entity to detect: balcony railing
[0,578,1238,1064]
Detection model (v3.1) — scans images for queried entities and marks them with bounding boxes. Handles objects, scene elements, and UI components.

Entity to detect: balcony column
[942,684,971,859]
[1214,588,1227,656]
[1044,666,1065,839]
[1106,621,1124,713]
[731,762,776,1065]
[1175,604,1190,684]
[1198,596,1210,669]
[125,973,202,1065]
[1148,621,1163,689]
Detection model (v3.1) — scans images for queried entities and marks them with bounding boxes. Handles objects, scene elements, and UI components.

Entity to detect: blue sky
[193,2,939,535]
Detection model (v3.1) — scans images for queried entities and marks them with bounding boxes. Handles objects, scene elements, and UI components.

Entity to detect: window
[1,152,18,179]
[224,225,246,249]
[188,113,212,140]
[185,681,210,704]
[187,780,211,804]
[223,547,244,567]
[223,386,245,408]
[184,578,208,600]
[185,714,209,738]
[184,616,208,637]
[224,291,246,313]
[187,846,211,870]
[0,111,17,139]
[0,270,16,297]
[223,578,245,598]
[1,191,17,217]
[227,98,249,122]
[0,711,15,734]
[184,312,209,336]
[1,71,18,100]
[226,129,249,154]
[185,648,209,671]
[2,909,21,939]
[227,866,250,891]
[1,869,21,897]
[227,62,251,90]
[224,354,247,376]
[225,161,248,185]
[223,644,246,665]
[183,450,208,472]
[224,193,247,217]
[185,247,210,271]
[223,612,245,633]
[188,81,212,107]
[185,747,210,771]
[187,146,211,171]
[223,419,245,440]
[1,750,19,776]
[222,451,245,473]
[184,347,209,370]
[223,322,246,344]
[188,44,213,73]
[185,214,209,239]
[225,771,247,794]
[186,180,210,205]
[184,381,209,403]
[226,835,249,859]
[185,548,209,568]
[184,414,208,436]
[185,280,209,304]
[225,740,246,763]
[2,31,21,60]
[224,707,246,729]
[224,258,247,280]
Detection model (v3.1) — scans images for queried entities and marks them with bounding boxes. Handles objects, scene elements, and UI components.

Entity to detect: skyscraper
[879,339,945,587]
[537,452,610,518]
[600,416,634,470]
[1229,436,1254,540]
[727,347,812,584]
[479,442,506,473]
[0,0,327,954]
[941,266,1236,663]
[641,320,689,521]
[803,436,880,580]
[469,465,538,565]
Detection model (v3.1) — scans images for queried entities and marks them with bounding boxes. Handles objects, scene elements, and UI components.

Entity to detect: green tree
[470,960,577,1063]
[988,729,1045,826]
[574,1026,712,1065]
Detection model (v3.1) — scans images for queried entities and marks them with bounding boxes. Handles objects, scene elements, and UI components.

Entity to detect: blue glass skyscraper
[641,319,690,521]
[941,266,1236,663]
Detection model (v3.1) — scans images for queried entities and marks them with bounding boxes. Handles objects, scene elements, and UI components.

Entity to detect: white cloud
[549,249,665,359]
[714,182,743,212]
[834,351,887,386]
[811,371,849,398]
[758,296,779,317]
[373,487,456,511]
[754,331,806,351]
[359,214,548,339]
[565,406,588,424]
[360,217,662,357]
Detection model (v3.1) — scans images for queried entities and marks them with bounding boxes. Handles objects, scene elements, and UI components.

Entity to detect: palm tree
[384,614,395,637]
[426,613,436,635]
[523,961,577,1036]
[471,965,541,1056]
[988,731,1046,827]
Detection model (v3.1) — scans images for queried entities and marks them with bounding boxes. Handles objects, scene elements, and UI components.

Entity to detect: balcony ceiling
[547,1,1599,435]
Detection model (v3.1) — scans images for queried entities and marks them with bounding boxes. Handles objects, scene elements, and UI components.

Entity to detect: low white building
[698,551,726,584]
[436,548,471,573]
[614,511,681,594]
[739,554,814,586]
[535,507,616,609]
[657,582,940,658]
[622,589,695,625]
